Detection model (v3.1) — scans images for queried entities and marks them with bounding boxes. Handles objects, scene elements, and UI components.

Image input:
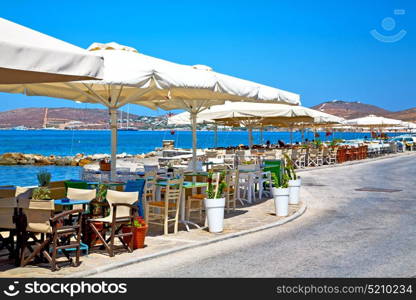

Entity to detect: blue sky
[1,0,415,115]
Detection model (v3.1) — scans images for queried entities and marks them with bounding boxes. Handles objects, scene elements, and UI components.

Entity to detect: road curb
[67,201,307,278]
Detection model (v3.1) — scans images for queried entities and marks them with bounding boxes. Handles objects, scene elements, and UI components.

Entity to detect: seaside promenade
[94,151,416,277]
[1,151,414,278]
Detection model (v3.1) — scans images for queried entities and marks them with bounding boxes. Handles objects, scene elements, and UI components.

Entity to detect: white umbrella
[168,102,341,147]
[0,42,300,177]
[0,18,103,83]
[343,115,403,127]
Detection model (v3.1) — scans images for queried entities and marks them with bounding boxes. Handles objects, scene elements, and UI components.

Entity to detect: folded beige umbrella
[0,18,103,83]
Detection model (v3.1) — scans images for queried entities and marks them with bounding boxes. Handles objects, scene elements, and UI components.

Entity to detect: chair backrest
[19,198,54,233]
[238,164,257,171]
[0,197,17,229]
[0,188,16,199]
[116,167,131,174]
[65,181,89,190]
[48,180,66,188]
[67,187,96,201]
[205,150,218,158]
[165,178,183,207]
[106,190,138,220]
[144,165,158,173]
[226,169,239,197]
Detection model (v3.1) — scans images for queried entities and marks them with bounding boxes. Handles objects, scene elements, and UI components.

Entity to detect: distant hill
[0,107,167,129]
[387,108,416,122]
[0,102,415,129]
[312,100,415,122]
[312,100,391,119]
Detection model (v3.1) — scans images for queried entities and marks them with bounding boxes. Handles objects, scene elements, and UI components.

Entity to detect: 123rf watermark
[276,284,413,296]
[3,281,127,297]
[370,9,407,43]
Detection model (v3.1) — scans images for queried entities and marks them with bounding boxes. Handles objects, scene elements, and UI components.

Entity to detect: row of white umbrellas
[0,18,300,178]
[1,18,414,178]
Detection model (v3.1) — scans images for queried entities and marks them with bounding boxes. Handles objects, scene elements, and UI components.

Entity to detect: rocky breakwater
[0,152,156,167]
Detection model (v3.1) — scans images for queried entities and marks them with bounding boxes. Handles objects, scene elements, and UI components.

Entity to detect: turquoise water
[0,129,387,156]
[0,129,400,186]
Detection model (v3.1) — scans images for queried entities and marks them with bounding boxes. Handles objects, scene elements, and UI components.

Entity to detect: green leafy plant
[131,216,147,228]
[206,171,227,199]
[283,153,297,180]
[32,187,51,200]
[272,172,289,188]
[37,170,51,187]
[313,139,323,147]
[32,170,51,200]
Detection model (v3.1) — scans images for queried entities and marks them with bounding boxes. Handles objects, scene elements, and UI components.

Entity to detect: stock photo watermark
[2,281,128,298]
[370,9,407,43]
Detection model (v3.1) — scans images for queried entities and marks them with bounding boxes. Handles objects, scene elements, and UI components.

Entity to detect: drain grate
[303,183,327,187]
[355,187,402,193]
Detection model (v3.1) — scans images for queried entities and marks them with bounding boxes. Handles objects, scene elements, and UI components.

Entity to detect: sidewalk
[0,196,306,278]
[3,151,413,278]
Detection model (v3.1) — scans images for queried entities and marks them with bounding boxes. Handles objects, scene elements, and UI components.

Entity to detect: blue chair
[124,179,146,217]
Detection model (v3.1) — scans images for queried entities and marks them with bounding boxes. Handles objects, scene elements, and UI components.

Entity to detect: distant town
[0,100,415,131]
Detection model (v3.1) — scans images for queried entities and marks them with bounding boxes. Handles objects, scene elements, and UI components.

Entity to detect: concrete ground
[93,152,416,277]
[0,186,302,277]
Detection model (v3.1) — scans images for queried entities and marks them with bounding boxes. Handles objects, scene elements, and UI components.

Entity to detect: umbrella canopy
[0,18,103,83]
[168,102,342,147]
[343,115,403,128]
[168,102,342,125]
[0,42,300,176]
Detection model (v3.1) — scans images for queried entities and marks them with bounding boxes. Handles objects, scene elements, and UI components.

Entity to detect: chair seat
[148,201,177,208]
[189,193,205,200]
[145,192,154,197]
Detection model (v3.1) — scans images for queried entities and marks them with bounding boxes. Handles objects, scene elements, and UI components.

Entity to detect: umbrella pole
[214,124,218,148]
[191,110,197,171]
[290,127,293,145]
[248,125,253,149]
[109,107,118,181]
[260,126,264,144]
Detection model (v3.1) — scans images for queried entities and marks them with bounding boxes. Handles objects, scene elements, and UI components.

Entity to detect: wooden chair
[19,198,84,271]
[0,197,18,259]
[143,171,157,221]
[225,169,239,213]
[146,178,183,235]
[88,190,138,257]
[185,174,207,222]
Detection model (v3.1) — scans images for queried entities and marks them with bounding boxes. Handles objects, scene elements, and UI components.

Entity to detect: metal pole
[214,124,218,148]
[191,110,197,171]
[109,107,118,181]
[290,127,293,145]
[260,126,264,144]
[248,125,253,149]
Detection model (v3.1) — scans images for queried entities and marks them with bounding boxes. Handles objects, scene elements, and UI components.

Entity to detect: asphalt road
[94,153,416,277]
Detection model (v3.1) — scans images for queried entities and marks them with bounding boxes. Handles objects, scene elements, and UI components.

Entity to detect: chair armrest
[50,209,83,222]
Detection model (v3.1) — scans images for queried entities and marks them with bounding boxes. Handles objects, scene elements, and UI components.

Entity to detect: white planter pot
[204,197,225,233]
[288,177,301,205]
[272,187,289,217]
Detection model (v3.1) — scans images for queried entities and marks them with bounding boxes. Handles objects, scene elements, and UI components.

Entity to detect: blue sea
[0,129,400,186]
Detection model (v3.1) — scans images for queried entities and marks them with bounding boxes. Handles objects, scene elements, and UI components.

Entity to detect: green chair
[262,159,283,186]
[64,180,89,190]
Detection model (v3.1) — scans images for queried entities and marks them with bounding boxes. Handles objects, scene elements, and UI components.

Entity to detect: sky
[1,0,415,116]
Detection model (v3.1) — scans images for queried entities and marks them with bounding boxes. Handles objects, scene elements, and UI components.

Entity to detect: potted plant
[284,154,301,205]
[122,216,148,249]
[271,171,289,217]
[32,170,52,200]
[204,171,227,233]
